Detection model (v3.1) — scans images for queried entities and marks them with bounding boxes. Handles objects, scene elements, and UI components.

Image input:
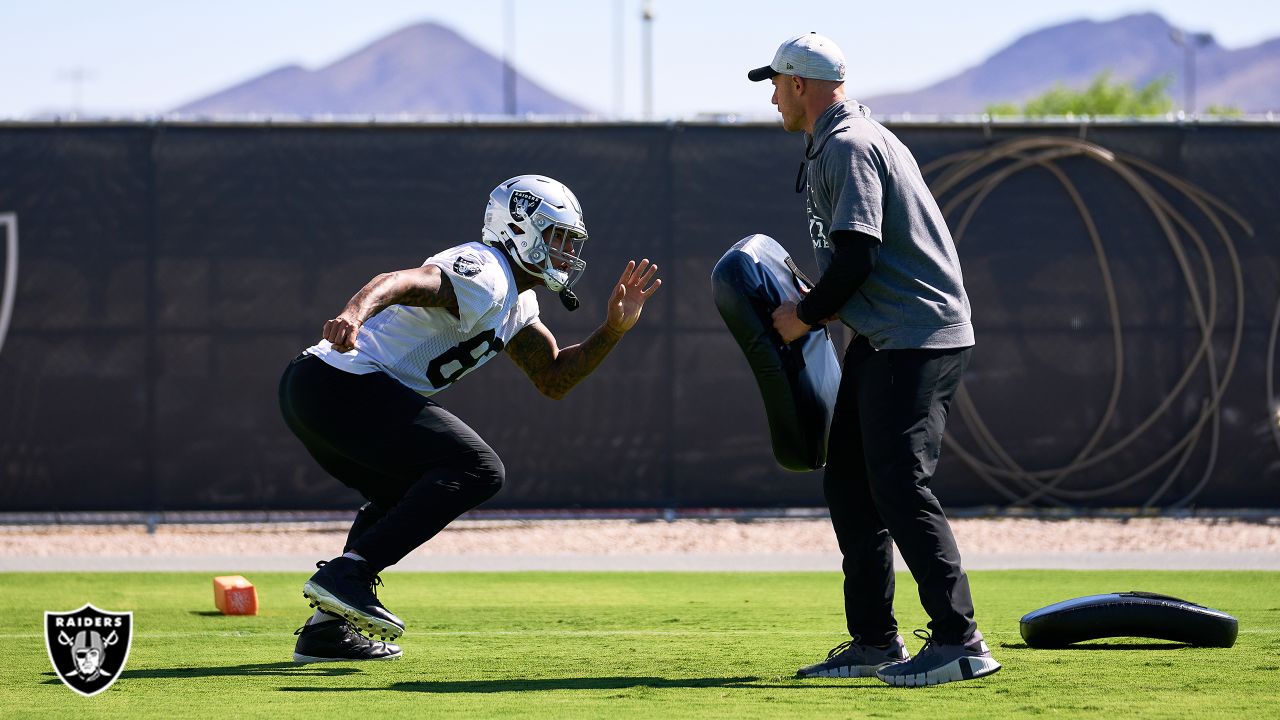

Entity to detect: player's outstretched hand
[323,313,362,352]
[604,259,662,336]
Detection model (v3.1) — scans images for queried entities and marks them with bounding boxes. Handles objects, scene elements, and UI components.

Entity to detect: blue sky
[2,0,1276,119]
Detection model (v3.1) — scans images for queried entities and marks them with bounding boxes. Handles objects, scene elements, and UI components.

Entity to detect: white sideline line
[3,628,1273,640]
[0,630,846,640]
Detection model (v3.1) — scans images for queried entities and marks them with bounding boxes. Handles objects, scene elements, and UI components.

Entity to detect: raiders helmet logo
[453,255,482,278]
[45,604,133,697]
[509,190,543,222]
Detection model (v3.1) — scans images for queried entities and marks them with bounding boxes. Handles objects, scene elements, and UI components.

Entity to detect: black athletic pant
[278,354,504,572]
[824,335,976,646]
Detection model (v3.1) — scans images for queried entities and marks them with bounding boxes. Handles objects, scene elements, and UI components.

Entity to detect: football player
[280,175,661,662]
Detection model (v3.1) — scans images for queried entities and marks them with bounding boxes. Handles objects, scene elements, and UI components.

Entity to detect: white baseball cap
[748,32,847,82]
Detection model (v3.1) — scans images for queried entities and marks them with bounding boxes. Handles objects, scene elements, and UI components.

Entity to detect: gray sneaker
[796,635,909,678]
[876,629,1001,687]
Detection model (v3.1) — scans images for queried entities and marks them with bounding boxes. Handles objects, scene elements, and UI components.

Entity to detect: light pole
[56,67,92,115]
[503,0,517,115]
[641,0,654,120]
[1169,29,1212,115]
[614,0,625,117]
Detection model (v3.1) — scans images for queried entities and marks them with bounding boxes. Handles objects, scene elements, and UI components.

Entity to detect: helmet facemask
[482,175,588,293]
[528,222,587,292]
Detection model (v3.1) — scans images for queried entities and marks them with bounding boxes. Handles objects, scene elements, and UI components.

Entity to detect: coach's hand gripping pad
[711,234,841,471]
[1020,591,1238,648]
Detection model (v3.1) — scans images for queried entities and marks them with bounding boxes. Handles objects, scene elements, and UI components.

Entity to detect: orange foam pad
[213,575,259,615]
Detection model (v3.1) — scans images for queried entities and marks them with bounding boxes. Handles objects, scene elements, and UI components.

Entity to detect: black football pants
[278,354,504,572]
[824,335,976,646]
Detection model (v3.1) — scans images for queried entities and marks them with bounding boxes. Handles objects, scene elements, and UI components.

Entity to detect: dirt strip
[2,518,1277,558]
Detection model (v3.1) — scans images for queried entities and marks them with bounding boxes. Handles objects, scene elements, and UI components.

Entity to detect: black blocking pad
[711,235,841,471]
[1020,591,1238,648]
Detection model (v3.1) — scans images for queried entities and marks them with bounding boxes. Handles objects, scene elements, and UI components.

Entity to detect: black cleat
[292,618,403,663]
[302,557,405,641]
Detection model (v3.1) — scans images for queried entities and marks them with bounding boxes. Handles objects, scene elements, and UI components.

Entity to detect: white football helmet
[481,175,588,292]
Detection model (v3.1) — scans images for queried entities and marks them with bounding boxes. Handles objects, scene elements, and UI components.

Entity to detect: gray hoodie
[804,100,974,350]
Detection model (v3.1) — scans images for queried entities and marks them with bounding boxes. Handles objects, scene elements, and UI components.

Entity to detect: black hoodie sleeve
[794,230,879,326]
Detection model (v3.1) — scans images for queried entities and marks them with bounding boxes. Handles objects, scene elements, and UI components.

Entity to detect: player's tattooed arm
[506,259,662,400]
[506,321,624,400]
[322,265,458,352]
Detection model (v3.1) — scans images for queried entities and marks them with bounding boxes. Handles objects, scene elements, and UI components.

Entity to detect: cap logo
[509,190,542,222]
[786,62,795,70]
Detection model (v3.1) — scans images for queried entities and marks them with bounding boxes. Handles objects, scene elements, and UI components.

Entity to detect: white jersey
[306,242,541,396]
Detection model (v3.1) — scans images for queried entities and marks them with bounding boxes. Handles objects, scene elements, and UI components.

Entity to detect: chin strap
[558,288,580,311]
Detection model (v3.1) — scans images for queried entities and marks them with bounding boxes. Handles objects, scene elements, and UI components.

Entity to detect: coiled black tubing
[922,136,1254,508]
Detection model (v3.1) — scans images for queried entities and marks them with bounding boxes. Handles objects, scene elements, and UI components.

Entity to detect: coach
[749,32,999,686]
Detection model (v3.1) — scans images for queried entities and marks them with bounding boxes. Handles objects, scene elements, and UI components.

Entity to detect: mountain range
[862,12,1280,114]
[173,22,585,116]
[173,13,1280,117]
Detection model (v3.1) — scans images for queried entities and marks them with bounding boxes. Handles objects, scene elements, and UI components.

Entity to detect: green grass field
[1,570,1276,718]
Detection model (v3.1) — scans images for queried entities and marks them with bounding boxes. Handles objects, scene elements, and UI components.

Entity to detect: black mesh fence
[0,121,1277,511]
